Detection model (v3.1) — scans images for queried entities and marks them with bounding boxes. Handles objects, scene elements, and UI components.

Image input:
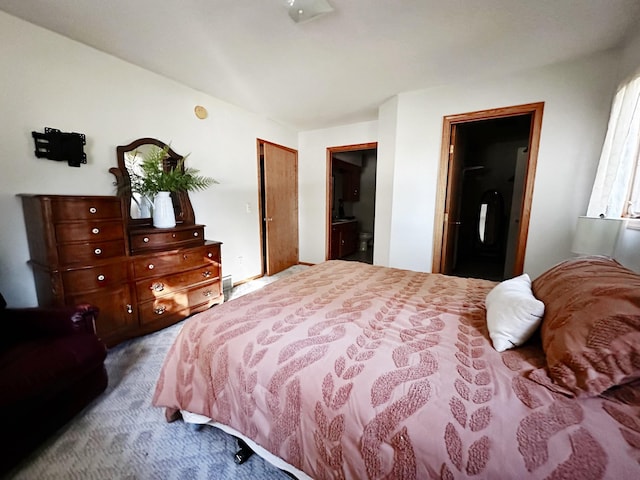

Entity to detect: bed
[153,257,640,479]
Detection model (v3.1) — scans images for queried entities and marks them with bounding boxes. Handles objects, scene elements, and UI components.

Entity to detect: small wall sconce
[194,106,208,119]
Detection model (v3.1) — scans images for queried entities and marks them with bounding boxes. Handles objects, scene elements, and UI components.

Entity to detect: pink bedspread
[153,261,640,479]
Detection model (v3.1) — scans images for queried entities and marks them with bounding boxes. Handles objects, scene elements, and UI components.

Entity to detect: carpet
[6,265,309,480]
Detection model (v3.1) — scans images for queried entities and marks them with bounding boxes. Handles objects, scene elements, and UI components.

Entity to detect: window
[587,72,640,219]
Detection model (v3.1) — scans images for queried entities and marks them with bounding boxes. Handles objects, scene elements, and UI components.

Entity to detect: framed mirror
[110,138,195,226]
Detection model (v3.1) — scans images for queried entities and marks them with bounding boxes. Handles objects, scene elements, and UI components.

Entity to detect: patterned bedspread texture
[153,260,640,479]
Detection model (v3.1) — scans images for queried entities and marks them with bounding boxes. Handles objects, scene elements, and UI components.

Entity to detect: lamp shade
[571,216,624,256]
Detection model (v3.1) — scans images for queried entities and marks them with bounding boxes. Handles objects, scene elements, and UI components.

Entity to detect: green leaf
[126,145,218,197]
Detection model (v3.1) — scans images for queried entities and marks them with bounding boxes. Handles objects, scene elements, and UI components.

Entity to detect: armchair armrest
[1,304,99,343]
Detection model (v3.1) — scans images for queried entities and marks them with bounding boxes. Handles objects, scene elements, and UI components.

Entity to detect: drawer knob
[193,231,199,237]
[202,270,212,278]
[207,252,213,258]
[151,282,165,292]
[89,207,97,214]
[94,248,102,255]
[126,304,133,314]
[154,306,166,315]
[148,264,155,270]
[97,274,105,281]
[203,290,213,297]
[92,228,100,234]
[172,234,177,238]
[143,237,149,243]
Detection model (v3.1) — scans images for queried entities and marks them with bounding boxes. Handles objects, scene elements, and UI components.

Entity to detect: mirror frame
[110,137,195,227]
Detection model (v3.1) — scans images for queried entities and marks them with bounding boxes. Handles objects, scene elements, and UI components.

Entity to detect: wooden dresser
[20,194,223,347]
[127,223,222,336]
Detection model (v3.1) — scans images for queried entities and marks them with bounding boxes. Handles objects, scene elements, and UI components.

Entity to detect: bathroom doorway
[432,103,544,281]
[326,143,377,264]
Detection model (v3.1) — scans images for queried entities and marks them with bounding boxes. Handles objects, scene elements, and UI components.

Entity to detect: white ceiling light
[286,0,334,23]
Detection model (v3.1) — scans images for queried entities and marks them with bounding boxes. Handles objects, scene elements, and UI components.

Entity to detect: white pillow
[485,273,545,352]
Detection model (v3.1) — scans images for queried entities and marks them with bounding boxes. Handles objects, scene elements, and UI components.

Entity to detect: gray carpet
[7,265,309,480]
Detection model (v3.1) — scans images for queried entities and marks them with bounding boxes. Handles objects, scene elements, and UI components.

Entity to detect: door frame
[326,142,378,260]
[431,102,544,275]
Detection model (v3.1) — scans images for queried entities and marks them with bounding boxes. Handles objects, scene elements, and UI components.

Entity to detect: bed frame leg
[234,438,254,464]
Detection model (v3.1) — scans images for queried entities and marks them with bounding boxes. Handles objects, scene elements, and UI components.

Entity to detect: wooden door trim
[431,102,544,275]
[325,142,378,260]
[258,138,298,154]
[256,139,265,276]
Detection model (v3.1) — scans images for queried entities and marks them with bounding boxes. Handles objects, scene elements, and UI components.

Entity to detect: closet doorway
[257,139,299,276]
[432,102,544,281]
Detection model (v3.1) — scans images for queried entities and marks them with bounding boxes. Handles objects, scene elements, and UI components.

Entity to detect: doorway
[432,103,544,281]
[326,143,377,264]
[257,139,299,276]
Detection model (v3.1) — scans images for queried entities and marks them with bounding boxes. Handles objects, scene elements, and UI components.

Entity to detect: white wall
[301,54,622,276]
[619,29,640,81]
[0,12,297,306]
[379,51,621,278]
[373,97,399,266]
[3,12,636,307]
[298,121,378,264]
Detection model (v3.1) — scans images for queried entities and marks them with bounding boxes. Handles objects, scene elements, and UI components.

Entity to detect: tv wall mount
[32,127,87,167]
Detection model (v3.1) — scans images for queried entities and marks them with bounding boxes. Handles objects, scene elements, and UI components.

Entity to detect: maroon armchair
[0,293,108,474]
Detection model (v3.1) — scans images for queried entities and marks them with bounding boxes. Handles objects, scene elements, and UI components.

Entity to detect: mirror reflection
[478,203,488,243]
[477,190,503,246]
[125,145,156,219]
[110,138,196,227]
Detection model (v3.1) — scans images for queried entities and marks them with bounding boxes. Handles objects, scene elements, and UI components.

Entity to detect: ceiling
[1,0,639,131]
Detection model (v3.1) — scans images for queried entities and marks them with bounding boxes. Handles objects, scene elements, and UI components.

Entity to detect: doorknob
[264,217,273,222]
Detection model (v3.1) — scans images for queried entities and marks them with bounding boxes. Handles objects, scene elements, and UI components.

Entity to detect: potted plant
[126,144,217,228]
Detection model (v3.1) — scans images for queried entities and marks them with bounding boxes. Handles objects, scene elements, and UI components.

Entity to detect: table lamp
[571,216,625,257]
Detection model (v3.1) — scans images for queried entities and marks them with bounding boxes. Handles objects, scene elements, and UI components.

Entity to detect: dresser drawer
[138,281,221,326]
[138,297,188,326]
[55,221,124,244]
[130,225,204,252]
[62,262,129,293]
[132,243,221,279]
[58,239,126,265]
[51,197,123,221]
[187,281,222,306]
[136,265,220,303]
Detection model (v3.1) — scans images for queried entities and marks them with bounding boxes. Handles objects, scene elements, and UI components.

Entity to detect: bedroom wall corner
[0,12,297,307]
[618,29,640,82]
[297,121,378,264]
[372,96,399,267]
[387,50,622,278]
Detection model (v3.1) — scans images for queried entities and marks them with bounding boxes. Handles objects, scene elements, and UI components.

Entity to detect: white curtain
[587,73,640,218]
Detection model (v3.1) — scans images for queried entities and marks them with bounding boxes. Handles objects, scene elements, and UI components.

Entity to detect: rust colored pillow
[532,255,640,397]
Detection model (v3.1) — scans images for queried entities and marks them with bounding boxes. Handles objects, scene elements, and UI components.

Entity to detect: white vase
[153,191,176,228]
